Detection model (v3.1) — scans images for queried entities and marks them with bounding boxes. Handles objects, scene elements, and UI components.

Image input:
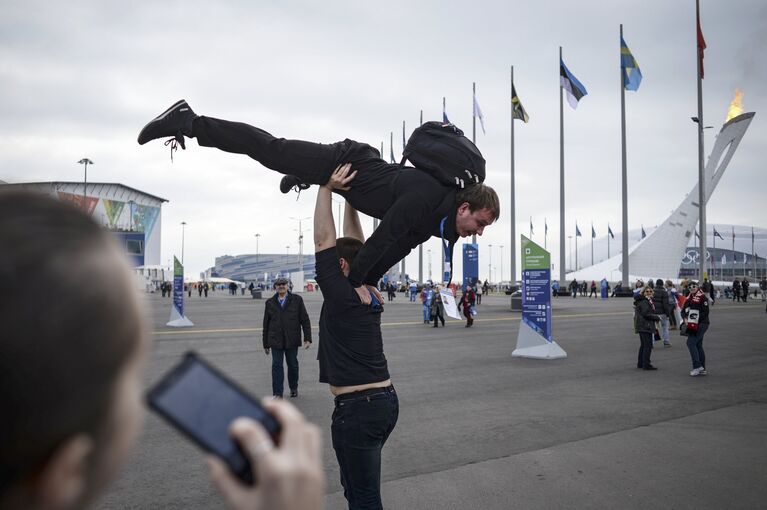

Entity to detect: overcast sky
[1,0,764,281]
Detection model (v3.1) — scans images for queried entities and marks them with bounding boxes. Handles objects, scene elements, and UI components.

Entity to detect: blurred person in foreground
[0,192,323,510]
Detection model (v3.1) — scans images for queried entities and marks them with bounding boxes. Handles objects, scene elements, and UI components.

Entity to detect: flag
[473,94,486,134]
[641,226,647,239]
[752,227,755,242]
[511,84,529,123]
[732,226,735,240]
[713,227,724,240]
[722,253,726,264]
[743,252,747,264]
[591,225,596,238]
[697,0,707,79]
[620,37,643,91]
[545,219,548,235]
[442,110,450,123]
[576,224,582,237]
[560,59,588,109]
[530,218,534,236]
[694,229,699,239]
[608,225,615,239]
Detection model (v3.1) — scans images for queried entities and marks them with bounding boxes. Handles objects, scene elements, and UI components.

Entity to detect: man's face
[276,283,288,296]
[455,203,495,238]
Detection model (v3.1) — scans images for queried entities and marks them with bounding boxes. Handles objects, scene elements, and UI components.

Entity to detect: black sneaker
[290,389,298,398]
[137,99,197,152]
[280,175,310,194]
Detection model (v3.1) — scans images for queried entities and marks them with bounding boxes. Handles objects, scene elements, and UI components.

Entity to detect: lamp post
[77,158,94,205]
[427,249,432,281]
[500,245,504,282]
[488,244,493,283]
[180,221,187,265]
[254,233,260,263]
[290,216,311,275]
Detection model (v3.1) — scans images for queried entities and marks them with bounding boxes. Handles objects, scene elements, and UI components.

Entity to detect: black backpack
[400,121,485,189]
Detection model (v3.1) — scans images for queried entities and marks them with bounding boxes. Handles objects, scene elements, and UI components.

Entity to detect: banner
[167,256,193,327]
[462,243,479,289]
[513,235,566,359]
[521,236,552,340]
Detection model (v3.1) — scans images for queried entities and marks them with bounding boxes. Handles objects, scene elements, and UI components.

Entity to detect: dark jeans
[332,386,399,510]
[637,332,653,368]
[192,116,395,220]
[271,347,299,396]
[686,323,709,369]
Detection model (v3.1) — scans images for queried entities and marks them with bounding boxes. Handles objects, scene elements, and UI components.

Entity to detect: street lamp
[180,222,187,265]
[78,158,94,204]
[290,216,311,274]
[254,233,261,263]
[500,245,504,282]
[488,244,493,282]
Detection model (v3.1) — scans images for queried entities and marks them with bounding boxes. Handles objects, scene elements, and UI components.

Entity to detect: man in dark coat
[137,100,500,306]
[652,278,673,347]
[263,277,312,398]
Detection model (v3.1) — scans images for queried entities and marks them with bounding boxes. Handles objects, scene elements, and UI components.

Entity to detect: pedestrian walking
[421,284,434,324]
[431,288,445,327]
[589,280,597,298]
[458,287,476,328]
[760,277,767,302]
[682,281,711,377]
[742,278,750,302]
[476,283,483,305]
[263,277,312,399]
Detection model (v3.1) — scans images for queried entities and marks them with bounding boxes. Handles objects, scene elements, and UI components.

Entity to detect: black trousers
[637,332,653,368]
[192,116,396,219]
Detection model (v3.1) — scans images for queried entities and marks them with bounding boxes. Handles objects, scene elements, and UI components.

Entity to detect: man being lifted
[137,100,500,302]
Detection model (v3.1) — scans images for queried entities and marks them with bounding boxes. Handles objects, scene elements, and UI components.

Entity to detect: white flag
[743,252,748,264]
[473,95,486,134]
[721,254,726,264]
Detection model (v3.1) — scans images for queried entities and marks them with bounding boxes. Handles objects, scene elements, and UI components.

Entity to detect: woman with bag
[682,281,711,377]
[430,287,446,327]
[634,284,661,370]
[458,287,476,328]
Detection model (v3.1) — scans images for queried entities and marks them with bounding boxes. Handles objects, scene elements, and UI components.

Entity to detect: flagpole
[472,81,477,245]
[418,110,423,284]
[510,66,517,287]
[575,223,579,271]
[443,97,446,120]
[544,219,548,250]
[591,222,594,266]
[401,120,406,282]
[732,226,735,280]
[559,46,566,286]
[696,0,707,282]
[712,226,716,282]
[608,223,611,259]
[752,227,756,279]
[620,24,630,289]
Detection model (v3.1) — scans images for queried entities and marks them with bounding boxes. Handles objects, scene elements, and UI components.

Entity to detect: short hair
[0,192,144,496]
[642,284,655,294]
[336,237,363,265]
[456,183,500,222]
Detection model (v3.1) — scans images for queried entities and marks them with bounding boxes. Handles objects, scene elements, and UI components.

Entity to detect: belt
[334,385,396,404]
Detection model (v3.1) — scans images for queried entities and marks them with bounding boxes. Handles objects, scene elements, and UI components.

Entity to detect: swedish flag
[621,37,642,91]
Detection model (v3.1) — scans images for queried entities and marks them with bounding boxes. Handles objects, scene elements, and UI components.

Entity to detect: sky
[1,0,765,281]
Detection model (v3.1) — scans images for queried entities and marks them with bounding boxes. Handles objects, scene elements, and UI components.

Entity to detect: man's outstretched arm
[314,163,357,252]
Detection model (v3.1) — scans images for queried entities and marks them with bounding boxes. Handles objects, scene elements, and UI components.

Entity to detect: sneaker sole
[137,99,188,144]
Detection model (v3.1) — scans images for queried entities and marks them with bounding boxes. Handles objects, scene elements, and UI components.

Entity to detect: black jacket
[262,292,312,350]
[652,286,672,316]
[634,297,660,334]
[346,168,458,287]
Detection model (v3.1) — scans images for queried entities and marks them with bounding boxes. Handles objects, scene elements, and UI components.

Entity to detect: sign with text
[462,243,479,290]
[521,235,552,341]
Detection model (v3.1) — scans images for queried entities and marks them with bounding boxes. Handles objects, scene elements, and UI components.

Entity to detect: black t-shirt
[315,247,390,386]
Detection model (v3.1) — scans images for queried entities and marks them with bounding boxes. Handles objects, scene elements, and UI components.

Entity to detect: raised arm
[343,201,365,243]
[314,163,357,252]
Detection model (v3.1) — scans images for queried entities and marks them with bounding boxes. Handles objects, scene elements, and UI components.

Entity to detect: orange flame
[725,89,744,122]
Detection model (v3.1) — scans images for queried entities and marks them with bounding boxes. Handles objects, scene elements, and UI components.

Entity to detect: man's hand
[264,348,270,355]
[207,399,324,510]
[303,341,311,350]
[366,284,383,304]
[323,163,357,191]
[354,285,372,305]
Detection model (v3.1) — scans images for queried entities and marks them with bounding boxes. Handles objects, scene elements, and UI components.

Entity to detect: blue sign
[521,236,552,341]
[172,257,184,318]
[462,243,479,289]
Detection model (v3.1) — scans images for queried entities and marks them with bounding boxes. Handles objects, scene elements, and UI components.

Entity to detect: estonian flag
[576,224,582,237]
[608,225,615,239]
[713,227,724,240]
[560,59,588,109]
[512,84,529,123]
[641,226,647,239]
[621,37,643,91]
[473,95,486,134]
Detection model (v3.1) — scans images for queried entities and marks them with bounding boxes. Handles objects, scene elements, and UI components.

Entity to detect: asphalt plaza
[96,289,767,509]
